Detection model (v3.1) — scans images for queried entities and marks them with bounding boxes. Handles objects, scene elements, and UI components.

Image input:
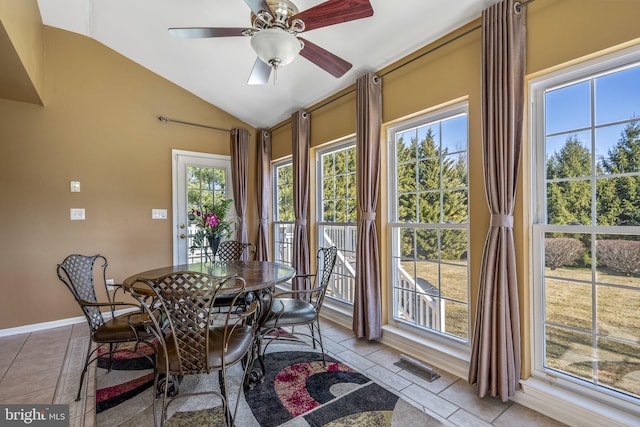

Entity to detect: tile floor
[0,319,566,426]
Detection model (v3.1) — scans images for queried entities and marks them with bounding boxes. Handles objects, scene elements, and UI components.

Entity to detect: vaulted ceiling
[37,0,500,128]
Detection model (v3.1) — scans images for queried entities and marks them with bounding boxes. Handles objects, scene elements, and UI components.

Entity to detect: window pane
[415,229,438,261]
[443,190,468,223]
[444,300,469,340]
[545,132,592,179]
[546,180,592,225]
[441,114,467,154]
[418,158,439,191]
[596,337,640,397]
[396,130,416,162]
[546,279,592,330]
[418,192,440,223]
[545,326,595,379]
[545,81,591,134]
[398,193,417,222]
[440,263,468,302]
[595,66,640,125]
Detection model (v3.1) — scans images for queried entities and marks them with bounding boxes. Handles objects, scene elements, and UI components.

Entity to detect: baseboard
[0,316,86,337]
[0,307,137,338]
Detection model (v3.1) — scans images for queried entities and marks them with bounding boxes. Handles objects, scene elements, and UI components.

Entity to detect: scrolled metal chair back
[153,272,220,375]
[217,240,256,261]
[56,254,110,332]
[311,246,338,309]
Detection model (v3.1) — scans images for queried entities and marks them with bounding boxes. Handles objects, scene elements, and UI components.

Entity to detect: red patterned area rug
[95,345,445,426]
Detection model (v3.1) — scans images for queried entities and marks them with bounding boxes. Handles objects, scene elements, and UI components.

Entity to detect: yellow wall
[268,0,640,379]
[0,0,44,103]
[0,27,257,329]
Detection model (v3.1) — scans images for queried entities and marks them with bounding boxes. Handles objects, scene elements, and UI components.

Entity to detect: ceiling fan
[169,0,374,85]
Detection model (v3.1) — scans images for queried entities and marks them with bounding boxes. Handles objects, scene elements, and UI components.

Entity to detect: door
[172,149,234,264]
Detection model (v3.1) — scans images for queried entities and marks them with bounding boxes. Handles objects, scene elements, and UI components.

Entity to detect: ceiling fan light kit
[169,0,374,85]
[250,28,303,69]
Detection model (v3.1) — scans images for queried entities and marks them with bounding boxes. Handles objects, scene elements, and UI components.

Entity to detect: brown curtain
[468,0,527,402]
[230,128,250,257]
[256,130,271,261]
[353,73,382,339]
[292,110,310,291]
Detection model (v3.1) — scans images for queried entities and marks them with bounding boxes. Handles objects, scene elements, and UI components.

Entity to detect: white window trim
[528,44,640,421]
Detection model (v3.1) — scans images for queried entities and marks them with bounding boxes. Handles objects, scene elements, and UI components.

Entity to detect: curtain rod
[158,116,233,134]
[268,0,534,133]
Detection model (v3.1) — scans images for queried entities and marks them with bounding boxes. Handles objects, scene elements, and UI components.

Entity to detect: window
[532,49,640,405]
[388,104,470,342]
[317,142,357,304]
[273,160,294,266]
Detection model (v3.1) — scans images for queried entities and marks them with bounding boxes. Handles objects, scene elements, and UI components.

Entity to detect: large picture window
[317,142,357,304]
[388,104,469,341]
[273,160,294,267]
[532,49,640,405]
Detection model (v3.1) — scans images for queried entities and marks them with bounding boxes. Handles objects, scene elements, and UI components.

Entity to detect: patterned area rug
[96,344,444,426]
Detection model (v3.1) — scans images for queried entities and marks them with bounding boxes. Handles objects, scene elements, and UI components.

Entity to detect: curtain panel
[230,128,250,257]
[292,110,310,291]
[353,73,383,339]
[468,0,527,402]
[256,130,271,261]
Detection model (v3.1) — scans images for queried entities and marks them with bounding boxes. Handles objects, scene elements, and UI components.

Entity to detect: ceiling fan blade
[298,37,352,78]
[169,27,249,39]
[248,58,272,85]
[243,0,273,17]
[292,0,373,32]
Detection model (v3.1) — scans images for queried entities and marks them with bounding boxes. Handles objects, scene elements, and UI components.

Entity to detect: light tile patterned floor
[0,320,565,426]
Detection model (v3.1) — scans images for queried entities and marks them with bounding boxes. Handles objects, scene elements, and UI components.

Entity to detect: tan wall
[0,0,44,103]
[268,0,640,379]
[0,27,257,329]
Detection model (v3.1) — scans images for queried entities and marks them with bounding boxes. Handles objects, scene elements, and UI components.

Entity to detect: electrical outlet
[106,278,115,291]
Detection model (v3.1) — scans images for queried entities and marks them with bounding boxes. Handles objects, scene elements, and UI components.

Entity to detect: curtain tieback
[259,219,268,226]
[491,214,513,228]
[295,219,307,226]
[361,212,376,221]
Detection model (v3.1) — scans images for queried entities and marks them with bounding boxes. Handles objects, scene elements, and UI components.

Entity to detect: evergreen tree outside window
[389,104,469,341]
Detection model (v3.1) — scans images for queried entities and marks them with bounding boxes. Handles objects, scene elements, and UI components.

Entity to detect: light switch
[70,181,81,192]
[70,208,85,220]
[152,209,167,220]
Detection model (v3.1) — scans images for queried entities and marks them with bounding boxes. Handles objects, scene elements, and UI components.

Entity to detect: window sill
[514,377,640,427]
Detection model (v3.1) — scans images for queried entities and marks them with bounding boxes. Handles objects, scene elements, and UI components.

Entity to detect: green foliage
[396,126,468,261]
[547,122,640,227]
[276,163,295,222]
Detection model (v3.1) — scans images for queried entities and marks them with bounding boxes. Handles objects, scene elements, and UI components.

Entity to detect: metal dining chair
[56,254,152,401]
[258,246,338,365]
[130,272,257,427]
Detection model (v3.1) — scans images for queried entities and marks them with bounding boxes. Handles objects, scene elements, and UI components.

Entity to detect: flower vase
[206,236,221,260]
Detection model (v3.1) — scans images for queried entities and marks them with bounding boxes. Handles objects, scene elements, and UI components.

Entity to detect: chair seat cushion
[157,325,253,374]
[263,298,317,328]
[93,313,148,343]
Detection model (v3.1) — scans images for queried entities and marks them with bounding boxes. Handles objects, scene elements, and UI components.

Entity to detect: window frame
[315,139,357,309]
[272,158,295,268]
[386,102,471,347]
[530,45,640,412]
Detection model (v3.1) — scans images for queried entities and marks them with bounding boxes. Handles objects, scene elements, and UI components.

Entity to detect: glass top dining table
[122,260,296,292]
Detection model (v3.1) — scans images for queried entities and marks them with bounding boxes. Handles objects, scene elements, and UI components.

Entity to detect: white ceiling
[37,0,499,129]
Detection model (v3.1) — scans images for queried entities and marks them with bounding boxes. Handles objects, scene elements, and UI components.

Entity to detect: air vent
[394,354,440,382]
